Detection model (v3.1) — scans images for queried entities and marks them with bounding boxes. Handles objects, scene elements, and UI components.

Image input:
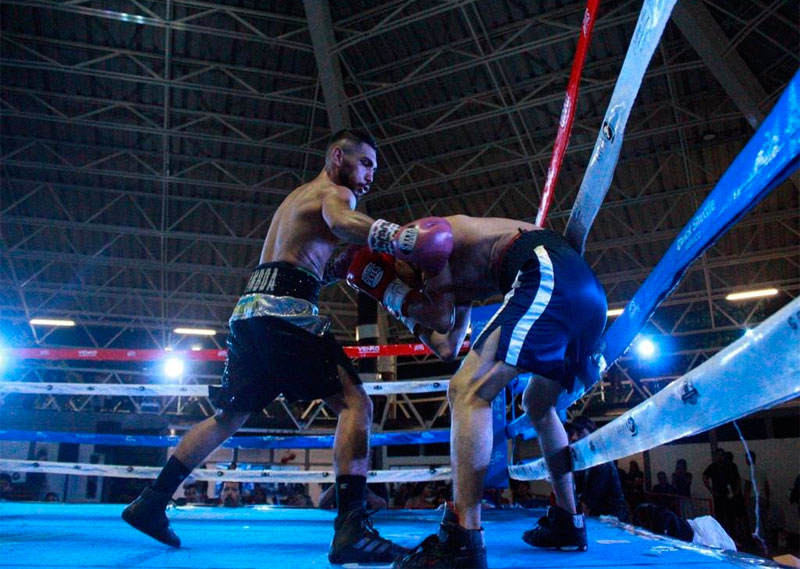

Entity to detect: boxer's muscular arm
[321,186,374,244]
[415,304,471,361]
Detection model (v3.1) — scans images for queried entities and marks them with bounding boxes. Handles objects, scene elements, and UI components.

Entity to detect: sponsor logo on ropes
[626,416,638,436]
[78,350,97,358]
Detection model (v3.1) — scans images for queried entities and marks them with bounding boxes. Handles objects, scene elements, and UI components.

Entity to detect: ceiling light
[725,288,778,301]
[30,318,75,327]
[606,308,624,317]
[700,129,718,141]
[174,327,216,336]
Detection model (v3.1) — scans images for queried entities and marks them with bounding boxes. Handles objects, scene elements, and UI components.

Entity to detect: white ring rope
[509,296,800,481]
[0,459,452,484]
[0,378,450,397]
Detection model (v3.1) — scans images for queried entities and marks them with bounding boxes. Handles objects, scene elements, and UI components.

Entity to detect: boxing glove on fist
[346,248,414,317]
[368,217,453,274]
[321,244,361,285]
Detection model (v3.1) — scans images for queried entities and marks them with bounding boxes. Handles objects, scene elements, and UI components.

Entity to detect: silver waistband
[229,293,330,336]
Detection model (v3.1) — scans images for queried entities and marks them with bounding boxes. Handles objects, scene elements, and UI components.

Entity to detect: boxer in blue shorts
[122,129,453,566]
[347,216,607,568]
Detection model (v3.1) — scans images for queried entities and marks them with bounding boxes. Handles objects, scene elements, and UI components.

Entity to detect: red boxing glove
[368,217,453,274]
[346,248,414,317]
[321,244,362,286]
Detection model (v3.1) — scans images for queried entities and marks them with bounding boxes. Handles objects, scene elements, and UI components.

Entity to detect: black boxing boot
[393,506,487,569]
[522,505,587,551]
[122,487,181,547]
[328,506,408,565]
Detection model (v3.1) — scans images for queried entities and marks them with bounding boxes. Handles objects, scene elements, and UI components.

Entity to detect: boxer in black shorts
[347,216,607,568]
[122,129,454,566]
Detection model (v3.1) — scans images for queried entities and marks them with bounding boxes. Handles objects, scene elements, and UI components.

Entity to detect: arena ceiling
[1,0,798,417]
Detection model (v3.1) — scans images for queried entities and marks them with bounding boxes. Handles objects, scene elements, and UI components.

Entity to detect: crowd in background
[2,440,797,555]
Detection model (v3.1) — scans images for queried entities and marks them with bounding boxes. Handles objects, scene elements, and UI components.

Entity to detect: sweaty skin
[403,215,542,356]
[260,143,378,277]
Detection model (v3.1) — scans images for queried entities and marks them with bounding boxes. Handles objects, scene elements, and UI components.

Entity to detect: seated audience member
[220,481,242,508]
[404,482,437,509]
[633,503,736,551]
[568,415,629,522]
[250,485,268,505]
[43,492,60,502]
[182,483,202,504]
[512,481,538,509]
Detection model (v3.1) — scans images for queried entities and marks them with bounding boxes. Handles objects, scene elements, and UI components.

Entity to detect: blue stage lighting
[635,337,656,359]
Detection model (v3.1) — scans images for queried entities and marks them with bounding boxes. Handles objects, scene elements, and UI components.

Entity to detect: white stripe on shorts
[506,245,555,367]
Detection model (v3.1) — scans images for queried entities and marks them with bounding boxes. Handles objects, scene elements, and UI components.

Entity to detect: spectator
[625,460,645,508]
[220,481,242,507]
[568,416,629,522]
[703,448,736,536]
[390,483,411,509]
[435,486,450,508]
[0,473,32,501]
[183,483,202,504]
[0,474,13,499]
[404,483,436,509]
[512,481,538,508]
[652,471,676,495]
[250,485,268,505]
[43,492,59,502]
[672,458,693,498]
[725,451,749,543]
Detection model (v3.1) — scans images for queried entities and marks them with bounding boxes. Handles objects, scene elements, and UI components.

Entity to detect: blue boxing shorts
[471,230,607,392]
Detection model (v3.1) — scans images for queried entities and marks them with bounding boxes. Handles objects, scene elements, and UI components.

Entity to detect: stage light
[191,344,202,351]
[164,357,185,378]
[635,337,656,359]
[607,308,624,317]
[174,328,216,336]
[725,288,778,301]
[30,318,75,327]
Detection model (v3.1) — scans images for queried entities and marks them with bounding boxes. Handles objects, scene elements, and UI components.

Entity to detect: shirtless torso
[260,177,354,277]
[426,214,541,303]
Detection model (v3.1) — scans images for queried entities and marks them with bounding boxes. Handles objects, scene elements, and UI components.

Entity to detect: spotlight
[635,337,656,359]
[607,308,624,317]
[191,344,202,352]
[164,357,185,378]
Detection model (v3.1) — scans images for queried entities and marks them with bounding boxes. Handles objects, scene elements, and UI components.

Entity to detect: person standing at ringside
[122,129,453,565]
[346,215,607,568]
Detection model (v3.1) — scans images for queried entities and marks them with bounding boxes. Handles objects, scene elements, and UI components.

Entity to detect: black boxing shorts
[209,262,361,412]
[471,230,607,392]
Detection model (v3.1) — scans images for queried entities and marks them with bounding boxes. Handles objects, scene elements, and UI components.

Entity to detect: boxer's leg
[122,409,249,547]
[325,366,407,565]
[522,376,587,551]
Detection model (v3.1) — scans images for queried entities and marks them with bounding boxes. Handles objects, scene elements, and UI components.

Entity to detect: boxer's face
[337,143,377,199]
